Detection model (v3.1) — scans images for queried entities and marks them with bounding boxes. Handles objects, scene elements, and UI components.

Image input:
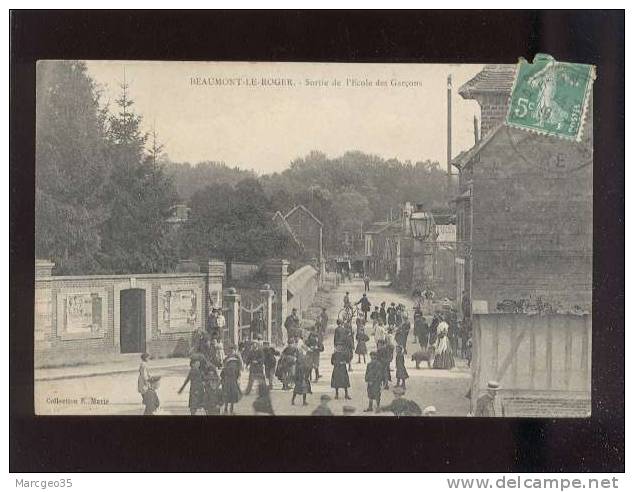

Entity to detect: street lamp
[410,206,436,240]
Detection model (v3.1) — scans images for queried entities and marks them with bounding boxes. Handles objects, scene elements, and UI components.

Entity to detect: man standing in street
[475,381,500,417]
[284,308,301,342]
[363,274,371,292]
[316,307,329,340]
[355,293,371,321]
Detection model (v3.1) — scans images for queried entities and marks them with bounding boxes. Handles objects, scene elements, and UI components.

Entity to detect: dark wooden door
[120,289,146,353]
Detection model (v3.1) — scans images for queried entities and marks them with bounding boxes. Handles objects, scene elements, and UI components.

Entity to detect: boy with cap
[379,387,422,416]
[311,394,334,416]
[364,351,384,412]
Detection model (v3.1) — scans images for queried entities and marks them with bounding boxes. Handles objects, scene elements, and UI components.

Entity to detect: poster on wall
[163,289,197,330]
[65,293,102,334]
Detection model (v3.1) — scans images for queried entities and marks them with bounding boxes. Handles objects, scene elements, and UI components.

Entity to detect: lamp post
[409,204,437,290]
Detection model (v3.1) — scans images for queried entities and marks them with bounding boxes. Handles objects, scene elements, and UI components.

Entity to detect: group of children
[136,290,463,416]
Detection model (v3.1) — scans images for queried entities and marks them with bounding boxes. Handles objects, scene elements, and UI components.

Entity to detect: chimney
[458,65,516,138]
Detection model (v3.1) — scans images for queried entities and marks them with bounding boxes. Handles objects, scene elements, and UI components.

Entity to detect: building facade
[453,64,593,315]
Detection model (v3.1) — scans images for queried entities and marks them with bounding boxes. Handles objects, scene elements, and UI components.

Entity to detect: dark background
[10,10,625,472]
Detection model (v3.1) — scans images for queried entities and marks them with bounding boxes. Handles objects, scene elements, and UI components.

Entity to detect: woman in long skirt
[432,319,455,369]
[331,344,352,400]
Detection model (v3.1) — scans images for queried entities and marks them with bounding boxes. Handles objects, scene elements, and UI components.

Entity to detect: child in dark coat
[178,358,206,415]
[331,344,352,400]
[291,353,312,406]
[262,341,280,389]
[355,326,369,364]
[220,348,242,415]
[395,345,409,389]
[142,376,161,415]
[377,339,392,390]
[364,352,384,412]
[203,366,222,415]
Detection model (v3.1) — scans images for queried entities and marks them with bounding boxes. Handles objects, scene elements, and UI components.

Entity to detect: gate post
[223,288,241,349]
[199,258,225,328]
[260,284,274,343]
[263,259,289,347]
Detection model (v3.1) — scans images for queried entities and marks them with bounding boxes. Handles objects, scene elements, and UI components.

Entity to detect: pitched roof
[364,220,401,235]
[451,123,505,170]
[272,211,304,250]
[458,64,517,99]
[283,204,323,227]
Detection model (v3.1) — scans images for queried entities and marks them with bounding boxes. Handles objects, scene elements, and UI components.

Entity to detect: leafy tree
[180,179,291,278]
[35,60,110,273]
[98,79,178,273]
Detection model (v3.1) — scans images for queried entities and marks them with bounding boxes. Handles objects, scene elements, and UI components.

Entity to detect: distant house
[363,219,404,281]
[272,204,324,275]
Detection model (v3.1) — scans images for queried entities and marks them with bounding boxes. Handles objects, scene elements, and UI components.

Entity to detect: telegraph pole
[447,74,453,199]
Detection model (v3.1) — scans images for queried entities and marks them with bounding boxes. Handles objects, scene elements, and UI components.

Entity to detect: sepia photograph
[32,57,594,418]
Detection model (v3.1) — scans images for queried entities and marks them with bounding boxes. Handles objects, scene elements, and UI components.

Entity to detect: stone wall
[34,260,224,367]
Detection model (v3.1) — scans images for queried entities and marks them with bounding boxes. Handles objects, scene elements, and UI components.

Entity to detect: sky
[85,61,484,174]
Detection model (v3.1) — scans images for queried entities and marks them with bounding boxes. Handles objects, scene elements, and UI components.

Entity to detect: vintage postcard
[34,58,592,417]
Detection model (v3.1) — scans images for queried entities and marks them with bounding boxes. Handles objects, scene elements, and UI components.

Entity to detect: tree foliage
[35,61,449,275]
[35,60,111,273]
[35,62,178,274]
[179,179,291,266]
[99,80,178,273]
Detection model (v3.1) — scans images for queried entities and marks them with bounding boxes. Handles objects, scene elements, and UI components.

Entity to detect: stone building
[454,64,593,415]
[453,63,593,315]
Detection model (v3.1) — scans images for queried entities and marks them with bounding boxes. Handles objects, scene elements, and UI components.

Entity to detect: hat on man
[487,380,500,390]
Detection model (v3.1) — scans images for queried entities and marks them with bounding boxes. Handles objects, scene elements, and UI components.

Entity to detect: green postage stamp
[506,53,596,141]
